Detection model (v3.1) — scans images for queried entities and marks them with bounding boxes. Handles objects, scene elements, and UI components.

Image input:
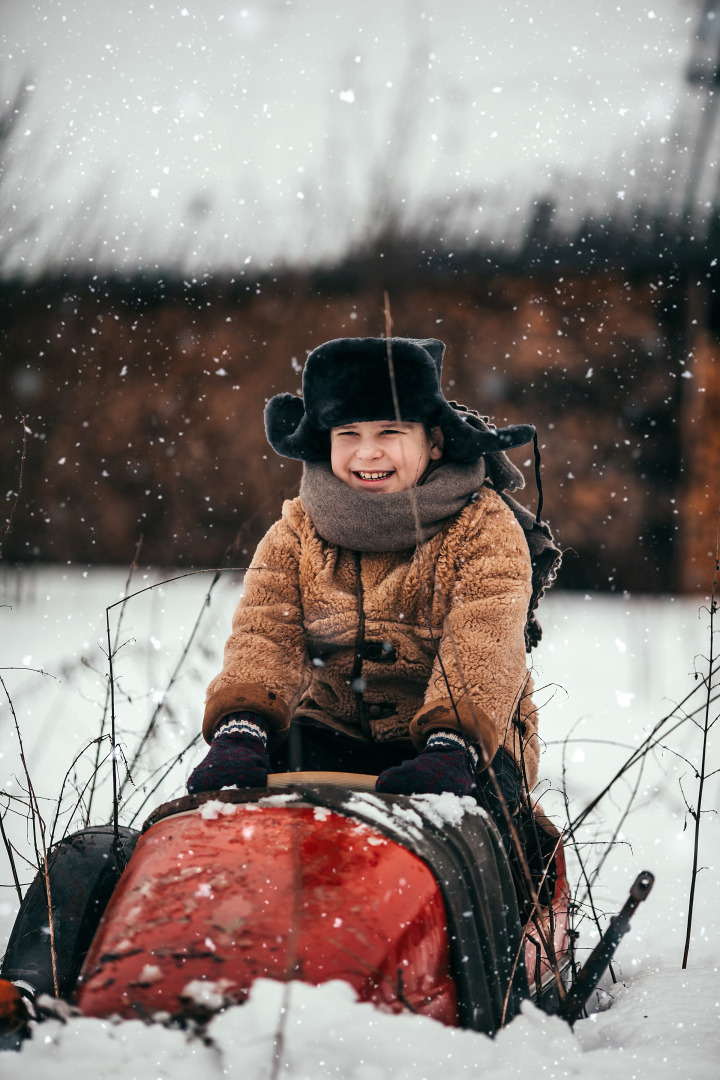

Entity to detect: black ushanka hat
[264,337,535,481]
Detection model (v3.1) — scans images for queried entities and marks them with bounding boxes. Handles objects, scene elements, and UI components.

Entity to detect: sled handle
[558,870,655,1027]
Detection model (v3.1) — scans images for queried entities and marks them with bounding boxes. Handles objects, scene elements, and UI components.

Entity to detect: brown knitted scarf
[299,459,487,552]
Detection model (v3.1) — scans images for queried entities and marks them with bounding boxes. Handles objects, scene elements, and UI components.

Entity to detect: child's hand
[375,730,478,797]
[187,712,270,794]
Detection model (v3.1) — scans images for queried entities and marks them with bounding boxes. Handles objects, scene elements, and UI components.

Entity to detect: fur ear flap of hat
[264,336,535,476]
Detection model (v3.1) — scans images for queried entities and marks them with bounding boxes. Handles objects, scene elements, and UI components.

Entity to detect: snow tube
[73,777,568,1033]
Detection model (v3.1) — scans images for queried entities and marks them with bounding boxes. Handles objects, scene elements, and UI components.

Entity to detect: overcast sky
[0,0,703,277]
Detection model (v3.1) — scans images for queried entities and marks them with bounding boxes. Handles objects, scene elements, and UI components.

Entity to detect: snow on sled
[1,773,572,1040]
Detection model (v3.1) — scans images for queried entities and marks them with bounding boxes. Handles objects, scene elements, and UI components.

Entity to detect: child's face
[330,420,443,493]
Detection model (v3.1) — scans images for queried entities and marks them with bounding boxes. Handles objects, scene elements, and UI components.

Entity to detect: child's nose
[356,440,381,459]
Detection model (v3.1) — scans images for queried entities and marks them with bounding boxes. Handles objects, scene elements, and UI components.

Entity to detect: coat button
[368,705,382,719]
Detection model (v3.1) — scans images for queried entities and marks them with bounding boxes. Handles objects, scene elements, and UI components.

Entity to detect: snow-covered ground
[1,564,718,1077]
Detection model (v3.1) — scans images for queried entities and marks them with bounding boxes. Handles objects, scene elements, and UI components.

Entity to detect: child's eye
[381,428,402,436]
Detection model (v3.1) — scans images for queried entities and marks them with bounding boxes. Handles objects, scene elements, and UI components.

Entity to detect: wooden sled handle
[268,771,378,792]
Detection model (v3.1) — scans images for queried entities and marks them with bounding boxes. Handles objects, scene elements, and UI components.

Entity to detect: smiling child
[188,336,559,819]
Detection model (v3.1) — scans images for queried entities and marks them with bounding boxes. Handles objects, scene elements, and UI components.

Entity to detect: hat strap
[532,432,544,525]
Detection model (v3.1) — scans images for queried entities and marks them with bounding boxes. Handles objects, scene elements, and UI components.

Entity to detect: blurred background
[1,0,719,592]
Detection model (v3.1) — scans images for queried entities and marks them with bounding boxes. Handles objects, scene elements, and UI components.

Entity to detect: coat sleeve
[203,511,311,747]
[409,492,533,769]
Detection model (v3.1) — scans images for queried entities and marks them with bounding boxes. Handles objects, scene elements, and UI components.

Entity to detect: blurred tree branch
[0,75,43,276]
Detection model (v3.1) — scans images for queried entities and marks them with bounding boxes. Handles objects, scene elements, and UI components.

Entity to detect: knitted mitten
[477,748,524,816]
[475,748,524,854]
[187,712,270,794]
[476,749,557,908]
[375,730,479,796]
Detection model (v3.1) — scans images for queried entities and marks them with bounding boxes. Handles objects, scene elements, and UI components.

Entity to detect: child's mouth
[354,470,394,483]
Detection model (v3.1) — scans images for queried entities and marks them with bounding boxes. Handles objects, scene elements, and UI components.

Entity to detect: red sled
[79,775,571,1032]
[2,774,572,1037]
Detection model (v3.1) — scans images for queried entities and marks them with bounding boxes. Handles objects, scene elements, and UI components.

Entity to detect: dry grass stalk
[0,674,59,996]
[682,511,719,968]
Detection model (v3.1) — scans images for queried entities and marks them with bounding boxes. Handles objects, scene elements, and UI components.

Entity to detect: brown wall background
[1,268,717,592]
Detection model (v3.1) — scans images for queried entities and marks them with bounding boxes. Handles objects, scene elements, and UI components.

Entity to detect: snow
[404,792,486,828]
[179,977,235,1013]
[258,793,303,808]
[1,565,718,1077]
[341,790,485,836]
[198,799,239,820]
[136,965,162,986]
[3,972,719,1080]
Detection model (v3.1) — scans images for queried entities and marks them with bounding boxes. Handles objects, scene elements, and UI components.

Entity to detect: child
[0,337,558,1024]
[188,336,558,822]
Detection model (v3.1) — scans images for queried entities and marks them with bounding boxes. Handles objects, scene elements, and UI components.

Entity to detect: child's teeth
[359,471,390,479]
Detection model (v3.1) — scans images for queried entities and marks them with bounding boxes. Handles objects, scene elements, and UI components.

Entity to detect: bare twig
[106,604,120,840]
[559,726,616,984]
[98,566,247,826]
[269,816,303,1080]
[569,678,718,834]
[587,743,647,897]
[50,736,114,847]
[682,514,719,969]
[124,733,202,827]
[85,535,143,824]
[0,667,60,680]
[0,802,23,903]
[119,566,226,794]
[0,674,59,995]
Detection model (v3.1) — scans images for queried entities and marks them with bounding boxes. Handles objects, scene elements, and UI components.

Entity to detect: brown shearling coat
[204,485,541,787]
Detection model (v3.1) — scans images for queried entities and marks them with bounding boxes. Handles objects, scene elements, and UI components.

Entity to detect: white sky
[0,0,702,275]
